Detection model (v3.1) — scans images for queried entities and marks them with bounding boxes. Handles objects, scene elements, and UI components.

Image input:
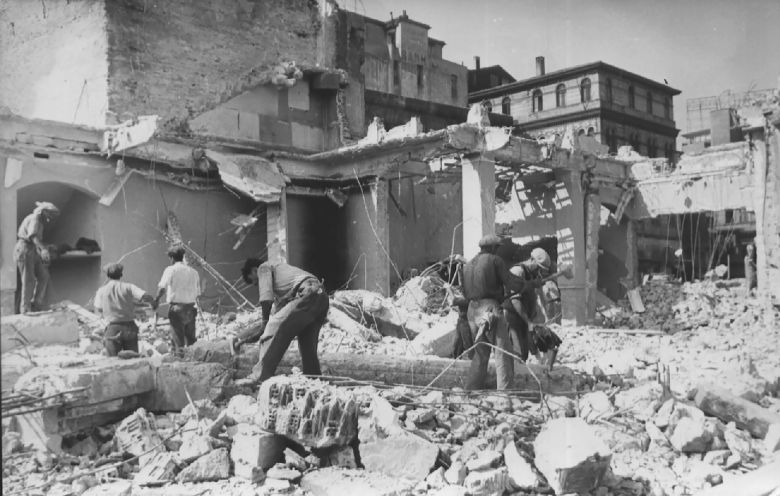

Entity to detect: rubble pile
[605,279,774,333]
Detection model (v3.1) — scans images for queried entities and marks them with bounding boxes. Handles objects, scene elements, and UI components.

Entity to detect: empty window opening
[532,89,543,112]
[580,78,591,102]
[556,83,566,107]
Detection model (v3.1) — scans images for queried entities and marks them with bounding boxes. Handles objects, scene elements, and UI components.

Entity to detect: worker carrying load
[503,247,565,371]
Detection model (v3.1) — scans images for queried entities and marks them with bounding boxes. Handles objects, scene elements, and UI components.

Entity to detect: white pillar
[585,192,601,322]
[554,170,587,325]
[461,154,496,259]
[266,191,288,263]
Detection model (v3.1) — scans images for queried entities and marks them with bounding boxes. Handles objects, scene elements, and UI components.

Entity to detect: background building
[469,57,680,159]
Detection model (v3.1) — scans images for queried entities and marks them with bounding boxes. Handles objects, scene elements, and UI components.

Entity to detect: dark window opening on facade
[501,96,511,115]
[578,129,585,136]
[393,60,400,86]
[587,127,595,136]
[417,65,424,90]
[450,75,458,99]
[646,91,653,113]
[725,209,734,223]
[532,89,543,112]
[628,85,635,108]
[606,79,613,103]
[580,78,591,102]
[664,98,671,119]
[556,84,566,107]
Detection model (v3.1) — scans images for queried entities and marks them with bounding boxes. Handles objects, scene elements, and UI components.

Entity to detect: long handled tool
[539,263,573,283]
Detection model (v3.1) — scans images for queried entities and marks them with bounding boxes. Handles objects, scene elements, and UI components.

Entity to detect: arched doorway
[15,182,102,311]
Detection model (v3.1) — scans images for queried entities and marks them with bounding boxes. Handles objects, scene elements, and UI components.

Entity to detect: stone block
[444,461,467,485]
[431,487,468,496]
[181,398,221,421]
[225,394,257,425]
[533,417,612,495]
[1,308,80,352]
[693,383,780,438]
[614,382,663,421]
[410,310,460,357]
[176,447,230,483]
[504,442,539,490]
[668,416,711,453]
[182,340,235,367]
[723,422,754,460]
[256,375,358,448]
[463,467,509,496]
[134,452,179,486]
[465,449,502,471]
[230,423,285,476]
[360,431,439,482]
[546,395,576,418]
[16,408,62,453]
[144,361,230,412]
[300,467,415,496]
[266,464,302,481]
[178,422,214,462]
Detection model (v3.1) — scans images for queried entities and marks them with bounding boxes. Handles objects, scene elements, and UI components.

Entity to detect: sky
[347,0,780,134]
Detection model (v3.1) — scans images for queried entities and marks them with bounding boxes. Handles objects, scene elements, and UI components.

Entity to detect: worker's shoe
[234,375,260,388]
[228,337,239,357]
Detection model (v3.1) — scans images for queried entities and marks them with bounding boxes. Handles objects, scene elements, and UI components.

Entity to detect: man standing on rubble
[462,235,527,390]
[233,258,329,387]
[94,263,156,356]
[14,202,59,313]
[504,248,562,370]
[154,246,201,356]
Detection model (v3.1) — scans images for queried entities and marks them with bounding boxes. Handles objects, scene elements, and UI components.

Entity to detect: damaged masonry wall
[0,147,264,315]
[0,0,324,131]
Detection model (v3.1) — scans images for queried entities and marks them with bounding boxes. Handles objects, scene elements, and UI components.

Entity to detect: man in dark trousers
[462,235,528,390]
[94,263,155,356]
[155,246,201,356]
[233,258,329,387]
[15,201,59,313]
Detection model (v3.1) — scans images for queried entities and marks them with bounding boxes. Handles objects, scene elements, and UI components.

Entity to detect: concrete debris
[230,423,285,475]
[360,431,440,482]
[300,467,415,496]
[146,362,231,412]
[764,423,780,452]
[256,375,358,448]
[393,274,450,314]
[533,418,612,495]
[175,447,230,482]
[266,464,302,481]
[0,307,81,353]
[503,442,539,490]
[224,394,257,424]
[81,481,132,496]
[693,382,780,438]
[323,445,357,468]
[134,451,180,486]
[579,390,614,422]
[114,408,164,465]
[462,467,509,496]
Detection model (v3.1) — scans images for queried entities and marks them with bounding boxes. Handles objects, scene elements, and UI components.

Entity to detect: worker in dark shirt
[233,258,329,387]
[504,248,551,362]
[462,235,529,390]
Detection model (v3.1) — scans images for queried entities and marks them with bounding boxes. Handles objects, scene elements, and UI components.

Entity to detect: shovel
[540,263,574,283]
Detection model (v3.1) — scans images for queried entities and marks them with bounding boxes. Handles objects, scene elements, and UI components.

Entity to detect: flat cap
[478,234,502,248]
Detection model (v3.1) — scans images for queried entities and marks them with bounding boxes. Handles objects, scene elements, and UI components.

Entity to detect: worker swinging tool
[503,248,567,371]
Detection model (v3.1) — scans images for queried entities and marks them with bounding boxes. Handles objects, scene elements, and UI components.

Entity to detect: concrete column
[370,179,391,295]
[461,153,496,259]
[753,126,779,299]
[584,192,601,322]
[554,171,587,325]
[625,219,639,289]
[266,191,288,263]
[0,160,18,314]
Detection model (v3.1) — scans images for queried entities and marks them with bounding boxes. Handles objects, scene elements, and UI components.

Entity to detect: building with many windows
[468,57,681,159]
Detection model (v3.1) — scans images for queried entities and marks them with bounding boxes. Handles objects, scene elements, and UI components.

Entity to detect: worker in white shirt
[154,246,201,356]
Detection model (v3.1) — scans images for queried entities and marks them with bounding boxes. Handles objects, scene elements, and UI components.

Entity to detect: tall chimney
[475,56,481,71]
[535,56,545,76]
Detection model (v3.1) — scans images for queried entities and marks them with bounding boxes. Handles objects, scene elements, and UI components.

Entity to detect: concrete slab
[1,308,80,353]
[143,361,231,412]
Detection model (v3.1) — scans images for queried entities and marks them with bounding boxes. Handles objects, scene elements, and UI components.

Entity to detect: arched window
[606,79,613,103]
[628,86,635,108]
[587,127,595,136]
[532,89,543,112]
[501,96,511,115]
[578,129,585,136]
[580,78,591,102]
[646,91,653,113]
[556,84,566,107]
[483,101,493,113]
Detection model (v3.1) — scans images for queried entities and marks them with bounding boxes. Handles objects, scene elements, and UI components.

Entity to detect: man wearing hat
[504,247,558,366]
[14,202,59,313]
[94,263,155,356]
[462,234,528,390]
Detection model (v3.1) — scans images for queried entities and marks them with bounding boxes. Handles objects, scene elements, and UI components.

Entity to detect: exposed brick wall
[104,0,322,131]
[0,0,109,127]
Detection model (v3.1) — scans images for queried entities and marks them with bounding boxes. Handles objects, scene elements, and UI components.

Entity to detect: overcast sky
[350,0,780,133]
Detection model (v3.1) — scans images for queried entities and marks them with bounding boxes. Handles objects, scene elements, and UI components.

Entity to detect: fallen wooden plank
[693,383,780,439]
[693,459,780,496]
